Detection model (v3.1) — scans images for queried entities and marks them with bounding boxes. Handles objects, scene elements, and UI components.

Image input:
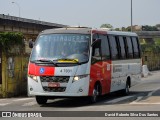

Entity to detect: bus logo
[40,68,45,74]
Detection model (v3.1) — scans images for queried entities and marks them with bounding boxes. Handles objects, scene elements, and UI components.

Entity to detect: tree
[126,26,131,31]
[156,24,160,27]
[100,24,113,29]
[121,27,127,31]
[142,25,158,31]
[0,32,24,53]
[156,24,160,31]
[115,28,121,31]
[155,38,160,46]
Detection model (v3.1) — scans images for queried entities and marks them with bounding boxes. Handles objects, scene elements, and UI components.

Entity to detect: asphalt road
[0,70,160,120]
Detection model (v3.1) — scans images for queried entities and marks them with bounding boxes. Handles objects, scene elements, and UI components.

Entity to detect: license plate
[48,82,60,87]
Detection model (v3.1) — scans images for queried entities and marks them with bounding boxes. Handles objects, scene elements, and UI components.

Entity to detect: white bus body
[28,27,141,104]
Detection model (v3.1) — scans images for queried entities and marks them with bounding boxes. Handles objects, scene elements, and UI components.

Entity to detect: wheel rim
[92,85,99,102]
[126,84,129,94]
[93,89,97,102]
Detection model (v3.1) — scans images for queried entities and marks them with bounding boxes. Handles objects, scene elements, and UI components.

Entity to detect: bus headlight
[73,75,88,82]
[28,74,38,82]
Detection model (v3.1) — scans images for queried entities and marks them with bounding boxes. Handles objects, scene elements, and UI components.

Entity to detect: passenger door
[90,33,111,95]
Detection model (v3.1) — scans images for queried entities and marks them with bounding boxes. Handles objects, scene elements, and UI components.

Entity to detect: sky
[0,0,160,28]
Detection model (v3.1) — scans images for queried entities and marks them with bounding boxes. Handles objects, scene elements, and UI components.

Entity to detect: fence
[142,51,160,71]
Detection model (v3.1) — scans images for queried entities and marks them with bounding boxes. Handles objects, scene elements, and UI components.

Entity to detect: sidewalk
[142,70,160,80]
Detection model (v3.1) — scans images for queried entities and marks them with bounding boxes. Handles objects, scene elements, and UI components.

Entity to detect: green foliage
[142,25,158,31]
[126,26,131,31]
[115,28,121,31]
[0,32,24,53]
[100,24,113,28]
[121,27,127,31]
[140,38,160,53]
[156,24,160,28]
[154,38,160,45]
[141,44,160,53]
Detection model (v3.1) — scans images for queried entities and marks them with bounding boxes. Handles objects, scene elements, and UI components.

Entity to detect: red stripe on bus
[28,62,55,76]
[89,60,112,96]
[92,30,107,34]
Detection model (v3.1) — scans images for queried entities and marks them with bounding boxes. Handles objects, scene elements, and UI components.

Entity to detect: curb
[142,65,151,77]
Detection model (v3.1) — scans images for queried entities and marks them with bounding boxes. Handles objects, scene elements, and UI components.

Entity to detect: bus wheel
[122,82,130,95]
[36,96,48,105]
[90,84,99,103]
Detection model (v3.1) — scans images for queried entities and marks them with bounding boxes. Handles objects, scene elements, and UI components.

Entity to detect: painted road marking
[0,103,11,106]
[129,96,143,104]
[104,96,133,104]
[22,101,37,106]
[130,89,160,105]
[0,99,7,102]
[147,89,159,97]
[130,102,160,105]
[0,98,35,106]
[12,98,34,102]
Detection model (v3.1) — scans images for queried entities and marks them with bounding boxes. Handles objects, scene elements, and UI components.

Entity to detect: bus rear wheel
[36,96,48,105]
[122,82,130,95]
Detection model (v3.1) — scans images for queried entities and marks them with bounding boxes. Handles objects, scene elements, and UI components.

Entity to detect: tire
[122,82,130,95]
[36,96,48,105]
[90,84,99,103]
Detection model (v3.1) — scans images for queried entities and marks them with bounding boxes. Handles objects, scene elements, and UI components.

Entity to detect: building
[0,14,67,97]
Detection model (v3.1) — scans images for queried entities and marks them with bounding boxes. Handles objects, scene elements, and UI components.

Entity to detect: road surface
[0,70,160,120]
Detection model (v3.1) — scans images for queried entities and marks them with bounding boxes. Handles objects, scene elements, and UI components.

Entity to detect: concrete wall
[0,50,29,98]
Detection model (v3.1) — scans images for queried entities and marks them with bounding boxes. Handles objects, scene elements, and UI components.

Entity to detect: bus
[28,27,142,104]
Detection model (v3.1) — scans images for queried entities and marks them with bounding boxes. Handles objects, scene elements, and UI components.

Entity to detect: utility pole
[131,0,133,32]
[12,2,21,18]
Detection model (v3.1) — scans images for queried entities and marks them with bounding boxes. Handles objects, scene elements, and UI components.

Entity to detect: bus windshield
[30,34,90,64]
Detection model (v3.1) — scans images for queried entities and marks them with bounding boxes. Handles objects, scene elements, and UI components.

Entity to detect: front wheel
[90,84,100,103]
[36,96,48,105]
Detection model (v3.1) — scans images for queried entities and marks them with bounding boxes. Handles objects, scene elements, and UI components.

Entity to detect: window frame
[99,34,111,60]
[117,36,127,59]
[108,35,119,60]
[124,36,134,59]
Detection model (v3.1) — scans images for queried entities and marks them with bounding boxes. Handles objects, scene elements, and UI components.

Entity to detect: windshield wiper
[32,59,58,66]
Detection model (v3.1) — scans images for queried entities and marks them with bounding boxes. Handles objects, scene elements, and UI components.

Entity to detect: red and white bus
[28,27,142,104]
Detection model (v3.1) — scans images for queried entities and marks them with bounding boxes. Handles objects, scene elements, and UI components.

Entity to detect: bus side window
[125,37,134,59]
[131,37,140,58]
[99,34,110,60]
[137,37,142,58]
[118,36,126,59]
[108,35,119,60]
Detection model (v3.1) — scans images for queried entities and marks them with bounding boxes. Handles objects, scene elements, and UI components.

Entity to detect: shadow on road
[40,90,153,108]
[41,97,91,108]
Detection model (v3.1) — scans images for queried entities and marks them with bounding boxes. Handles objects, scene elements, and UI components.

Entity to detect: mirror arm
[91,38,101,47]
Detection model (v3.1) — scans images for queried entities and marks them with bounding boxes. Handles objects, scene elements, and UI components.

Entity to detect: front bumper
[28,76,89,97]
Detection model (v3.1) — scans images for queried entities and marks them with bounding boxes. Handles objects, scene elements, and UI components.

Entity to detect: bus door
[90,33,111,95]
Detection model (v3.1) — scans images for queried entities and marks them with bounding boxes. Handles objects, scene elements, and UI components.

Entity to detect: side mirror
[29,40,34,48]
[91,38,101,47]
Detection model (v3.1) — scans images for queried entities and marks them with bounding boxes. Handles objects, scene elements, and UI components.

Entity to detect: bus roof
[41,27,91,34]
[41,27,138,37]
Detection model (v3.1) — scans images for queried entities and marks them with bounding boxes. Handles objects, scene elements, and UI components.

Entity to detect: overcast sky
[0,0,160,28]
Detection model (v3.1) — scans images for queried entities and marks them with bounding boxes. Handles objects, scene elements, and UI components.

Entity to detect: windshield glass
[30,34,90,64]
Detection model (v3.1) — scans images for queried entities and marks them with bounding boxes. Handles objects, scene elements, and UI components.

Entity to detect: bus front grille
[40,76,70,83]
[43,87,66,92]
